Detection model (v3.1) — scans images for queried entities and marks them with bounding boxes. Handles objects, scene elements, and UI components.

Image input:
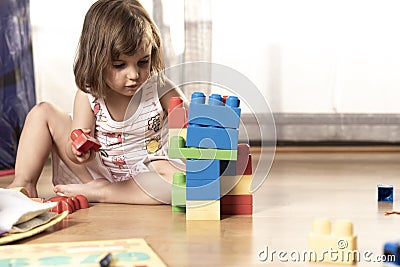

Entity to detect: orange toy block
[168,97,188,129]
[70,129,101,153]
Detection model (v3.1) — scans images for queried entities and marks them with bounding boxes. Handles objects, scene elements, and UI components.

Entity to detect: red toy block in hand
[70,129,101,153]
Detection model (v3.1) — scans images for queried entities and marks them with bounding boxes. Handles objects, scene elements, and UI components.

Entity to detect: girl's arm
[66,90,97,164]
[158,78,188,111]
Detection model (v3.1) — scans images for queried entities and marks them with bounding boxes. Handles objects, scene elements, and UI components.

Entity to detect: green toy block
[172,206,186,212]
[172,172,186,212]
[168,136,237,160]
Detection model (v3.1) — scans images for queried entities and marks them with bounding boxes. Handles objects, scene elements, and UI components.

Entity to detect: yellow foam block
[186,200,220,220]
[220,175,252,195]
[308,218,357,265]
[169,128,187,140]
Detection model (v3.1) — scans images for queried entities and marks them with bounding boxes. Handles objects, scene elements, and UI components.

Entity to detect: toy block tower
[169,92,245,220]
[308,218,357,265]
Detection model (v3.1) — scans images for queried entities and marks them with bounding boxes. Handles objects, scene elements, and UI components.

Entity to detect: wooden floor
[1,147,400,266]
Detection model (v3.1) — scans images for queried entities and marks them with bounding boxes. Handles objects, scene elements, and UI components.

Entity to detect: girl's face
[104,46,152,98]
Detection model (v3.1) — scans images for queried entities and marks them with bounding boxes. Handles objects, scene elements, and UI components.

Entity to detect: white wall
[31,0,400,114]
[212,0,400,113]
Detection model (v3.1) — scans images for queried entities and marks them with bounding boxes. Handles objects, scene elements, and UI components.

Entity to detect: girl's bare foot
[53,178,110,202]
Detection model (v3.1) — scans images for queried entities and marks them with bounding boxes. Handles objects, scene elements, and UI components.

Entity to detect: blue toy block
[188,92,241,129]
[186,159,220,181]
[383,241,400,265]
[378,184,393,202]
[186,179,220,200]
[186,124,239,150]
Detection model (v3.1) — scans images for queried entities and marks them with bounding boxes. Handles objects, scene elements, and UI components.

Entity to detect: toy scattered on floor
[0,238,166,266]
[308,218,357,265]
[0,188,68,245]
[378,184,393,202]
[169,92,253,220]
[383,240,400,265]
[70,129,101,153]
[46,195,89,214]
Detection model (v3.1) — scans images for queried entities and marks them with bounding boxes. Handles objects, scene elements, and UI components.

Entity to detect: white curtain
[152,0,212,98]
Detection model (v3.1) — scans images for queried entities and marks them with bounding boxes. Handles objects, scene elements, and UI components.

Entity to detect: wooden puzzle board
[0,238,166,266]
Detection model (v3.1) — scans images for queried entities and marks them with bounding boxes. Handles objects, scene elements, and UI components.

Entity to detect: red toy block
[47,195,89,214]
[168,97,188,129]
[70,129,101,153]
[75,194,90,208]
[236,144,252,175]
[221,194,253,205]
[49,199,74,214]
[221,204,252,215]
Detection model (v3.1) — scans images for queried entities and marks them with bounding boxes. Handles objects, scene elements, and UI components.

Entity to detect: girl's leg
[54,159,180,204]
[8,102,93,197]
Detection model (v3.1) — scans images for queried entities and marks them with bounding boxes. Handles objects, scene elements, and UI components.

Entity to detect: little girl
[8,0,186,204]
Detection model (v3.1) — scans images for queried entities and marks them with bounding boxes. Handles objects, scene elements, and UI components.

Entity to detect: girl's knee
[27,102,69,125]
[27,102,57,120]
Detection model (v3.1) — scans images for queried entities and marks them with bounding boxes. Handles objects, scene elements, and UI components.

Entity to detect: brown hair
[73,0,165,99]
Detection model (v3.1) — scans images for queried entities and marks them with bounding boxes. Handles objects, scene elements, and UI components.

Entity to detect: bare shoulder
[158,77,187,110]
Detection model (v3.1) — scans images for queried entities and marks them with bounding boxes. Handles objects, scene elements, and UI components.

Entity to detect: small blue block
[188,92,241,129]
[378,184,393,202]
[186,159,220,181]
[186,179,220,200]
[186,124,239,150]
[383,241,400,265]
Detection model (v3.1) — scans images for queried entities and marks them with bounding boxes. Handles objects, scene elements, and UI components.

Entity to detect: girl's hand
[71,128,92,164]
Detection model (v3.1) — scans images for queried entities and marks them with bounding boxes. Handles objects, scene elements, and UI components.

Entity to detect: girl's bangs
[111,20,154,59]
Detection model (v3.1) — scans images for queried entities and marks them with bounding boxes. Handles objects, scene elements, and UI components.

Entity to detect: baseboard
[240,113,400,145]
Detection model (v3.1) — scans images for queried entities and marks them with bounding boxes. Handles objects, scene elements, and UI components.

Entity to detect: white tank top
[88,79,168,182]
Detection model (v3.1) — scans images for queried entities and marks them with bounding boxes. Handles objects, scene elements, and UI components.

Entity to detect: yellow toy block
[186,200,220,220]
[220,175,252,195]
[308,218,357,265]
[169,128,187,140]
